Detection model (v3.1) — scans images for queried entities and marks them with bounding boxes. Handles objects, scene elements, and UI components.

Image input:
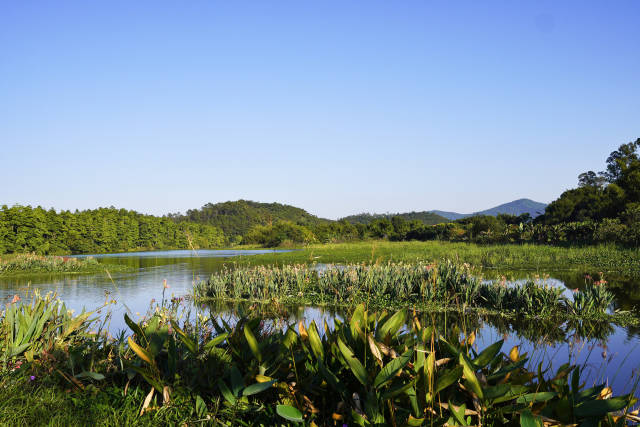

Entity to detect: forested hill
[173,200,330,238]
[340,211,449,225]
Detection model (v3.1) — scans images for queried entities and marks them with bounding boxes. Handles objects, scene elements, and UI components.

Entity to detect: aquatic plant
[196,260,622,322]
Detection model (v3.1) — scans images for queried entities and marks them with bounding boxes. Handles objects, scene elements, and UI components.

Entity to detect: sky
[1,1,639,219]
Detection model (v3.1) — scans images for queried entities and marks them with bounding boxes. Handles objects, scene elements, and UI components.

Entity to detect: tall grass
[0,253,109,275]
[196,260,622,322]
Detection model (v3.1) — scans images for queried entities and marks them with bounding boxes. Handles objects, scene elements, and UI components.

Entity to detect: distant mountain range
[340,199,547,224]
[430,199,547,220]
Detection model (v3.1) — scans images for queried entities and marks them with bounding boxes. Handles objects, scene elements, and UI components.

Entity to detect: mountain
[340,199,547,224]
[431,199,547,220]
[177,200,329,237]
[340,211,450,225]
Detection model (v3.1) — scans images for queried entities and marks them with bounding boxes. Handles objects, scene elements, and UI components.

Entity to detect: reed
[195,260,623,322]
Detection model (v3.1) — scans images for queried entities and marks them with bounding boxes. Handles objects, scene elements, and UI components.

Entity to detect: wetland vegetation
[1,292,638,426]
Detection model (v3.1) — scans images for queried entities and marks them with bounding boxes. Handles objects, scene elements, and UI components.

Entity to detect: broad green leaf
[307,321,324,360]
[435,366,463,394]
[376,309,406,341]
[244,324,262,363]
[337,337,368,386]
[459,353,483,399]
[276,404,303,423]
[407,415,425,426]
[450,399,469,426]
[217,380,237,405]
[242,380,276,396]
[374,349,413,389]
[203,332,228,351]
[76,371,105,381]
[473,340,503,369]
[195,395,207,418]
[127,336,154,366]
[516,392,557,405]
[124,313,146,344]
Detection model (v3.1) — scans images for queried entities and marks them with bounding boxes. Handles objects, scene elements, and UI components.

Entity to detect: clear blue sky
[1,1,638,219]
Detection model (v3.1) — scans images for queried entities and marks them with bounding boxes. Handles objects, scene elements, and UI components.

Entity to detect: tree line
[0,206,225,255]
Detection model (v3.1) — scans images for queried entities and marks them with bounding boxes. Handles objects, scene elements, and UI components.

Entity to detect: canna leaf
[473,339,503,369]
[337,337,368,386]
[307,321,324,360]
[376,309,406,341]
[374,349,413,389]
[127,336,154,366]
[244,323,262,363]
[276,404,303,423]
[242,380,276,396]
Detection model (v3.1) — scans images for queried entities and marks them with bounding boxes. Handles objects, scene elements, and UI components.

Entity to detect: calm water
[1,249,639,396]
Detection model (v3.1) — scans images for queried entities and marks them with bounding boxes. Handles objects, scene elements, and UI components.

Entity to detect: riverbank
[0,253,129,276]
[222,241,640,277]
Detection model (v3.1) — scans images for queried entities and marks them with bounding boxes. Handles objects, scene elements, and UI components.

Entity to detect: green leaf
[230,366,244,397]
[376,309,406,341]
[450,399,469,426]
[244,324,262,363]
[203,332,228,351]
[435,366,463,394]
[337,337,368,386]
[217,380,237,405]
[170,320,197,354]
[373,349,413,389]
[76,371,105,381]
[473,340,503,369]
[520,409,543,427]
[276,404,303,423]
[307,321,324,360]
[195,395,207,418]
[574,396,631,417]
[516,392,557,405]
[459,353,483,399]
[242,380,276,396]
[124,313,146,345]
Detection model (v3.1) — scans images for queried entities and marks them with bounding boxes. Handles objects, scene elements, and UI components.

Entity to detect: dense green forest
[0,206,224,255]
[169,200,329,241]
[340,210,449,225]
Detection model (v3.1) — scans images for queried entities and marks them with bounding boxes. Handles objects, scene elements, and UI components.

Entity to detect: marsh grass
[196,260,629,325]
[225,241,640,278]
[0,253,126,276]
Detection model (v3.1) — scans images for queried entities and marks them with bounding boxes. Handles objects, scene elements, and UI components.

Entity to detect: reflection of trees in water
[203,302,619,345]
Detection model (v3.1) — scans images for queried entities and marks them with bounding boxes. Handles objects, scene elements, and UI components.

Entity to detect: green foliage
[1,294,637,425]
[0,205,225,255]
[542,138,640,225]
[341,211,449,225]
[243,221,317,247]
[174,199,329,239]
[196,261,622,322]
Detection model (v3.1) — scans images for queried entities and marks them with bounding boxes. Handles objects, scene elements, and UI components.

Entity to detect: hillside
[432,199,547,220]
[341,199,547,224]
[178,200,329,237]
[340,211,449,225]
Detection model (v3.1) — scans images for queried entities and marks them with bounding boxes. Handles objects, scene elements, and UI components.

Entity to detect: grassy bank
[1,293,637,425]
[224,241,640,277]
[0,253,129,276]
